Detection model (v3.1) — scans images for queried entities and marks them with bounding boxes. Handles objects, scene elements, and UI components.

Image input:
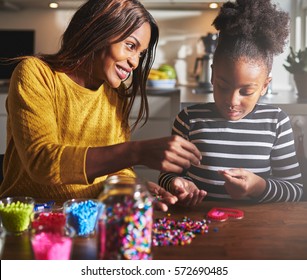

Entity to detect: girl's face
[91,22,151,89]
[211,56,271,121]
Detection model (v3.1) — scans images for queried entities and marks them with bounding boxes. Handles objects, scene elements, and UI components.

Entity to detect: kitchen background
[0,0,306,182]
[0,0,299,90]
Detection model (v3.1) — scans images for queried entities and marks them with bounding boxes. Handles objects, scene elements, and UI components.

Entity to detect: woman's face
[211,56,271,121]
[92,22,151,89]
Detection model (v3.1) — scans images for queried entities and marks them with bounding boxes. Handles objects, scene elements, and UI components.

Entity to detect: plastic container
[97,175,153,260]
[30,224,75,260]
[0,226,5,258]
[63,199,103,237]
[0,196,35,234]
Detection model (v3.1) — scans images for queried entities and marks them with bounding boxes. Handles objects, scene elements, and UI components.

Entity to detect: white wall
[150,9,218,85]
[0,0,295,91]
[151,0,295,91]
[0,10,75,54]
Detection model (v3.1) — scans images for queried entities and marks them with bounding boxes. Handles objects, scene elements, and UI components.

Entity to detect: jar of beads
[30,223,75,260]
[30,209,75,260]
[97,175,153,260]
[63,199,104,237]
[0,196,35,234]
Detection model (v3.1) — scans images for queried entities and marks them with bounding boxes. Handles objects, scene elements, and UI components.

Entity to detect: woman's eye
[126,43,136,51]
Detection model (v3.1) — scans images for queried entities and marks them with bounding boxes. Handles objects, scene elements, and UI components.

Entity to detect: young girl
[159,0,303,205]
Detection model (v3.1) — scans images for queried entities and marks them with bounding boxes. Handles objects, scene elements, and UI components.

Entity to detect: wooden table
[2,201,307,260]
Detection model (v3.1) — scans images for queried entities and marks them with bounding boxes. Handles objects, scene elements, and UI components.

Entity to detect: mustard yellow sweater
[0,57,135,200]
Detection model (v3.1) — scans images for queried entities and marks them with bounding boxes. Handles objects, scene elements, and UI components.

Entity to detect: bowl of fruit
[147,64,177,88]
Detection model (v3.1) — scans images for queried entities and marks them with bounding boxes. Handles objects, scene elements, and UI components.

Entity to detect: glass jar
[63,199,103,237]
[97,175,153,260]
[30,224,75,260]
[0,196,35,234]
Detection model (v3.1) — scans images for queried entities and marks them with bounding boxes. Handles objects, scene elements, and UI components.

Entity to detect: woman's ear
[260,76,272,96]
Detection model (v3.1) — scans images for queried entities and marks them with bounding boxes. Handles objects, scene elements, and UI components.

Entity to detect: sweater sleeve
[255,112,303,203]
[158,107,193,191]
[7,58,89,185]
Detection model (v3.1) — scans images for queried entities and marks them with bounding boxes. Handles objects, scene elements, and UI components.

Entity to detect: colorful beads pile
[30,211,74,259]
[64,199,102,236]
[31,231,73,260]
[0,200,34,233]
[152,216,209,246]
[31,212,66,232]
[100,196,153,260]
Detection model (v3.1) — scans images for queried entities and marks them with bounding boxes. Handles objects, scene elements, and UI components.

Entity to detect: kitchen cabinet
[129,88,180,182]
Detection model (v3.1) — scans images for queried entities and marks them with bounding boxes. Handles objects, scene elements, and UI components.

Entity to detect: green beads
[0,198,34,233]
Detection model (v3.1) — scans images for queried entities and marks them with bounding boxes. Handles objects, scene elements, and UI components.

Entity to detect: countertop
[2,83,307,115]
[164,84,307,115]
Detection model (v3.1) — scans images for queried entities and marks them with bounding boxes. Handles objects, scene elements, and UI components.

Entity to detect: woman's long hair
[38,0,159,131]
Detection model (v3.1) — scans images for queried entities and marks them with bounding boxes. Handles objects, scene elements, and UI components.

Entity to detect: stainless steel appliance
[193,33,218,93]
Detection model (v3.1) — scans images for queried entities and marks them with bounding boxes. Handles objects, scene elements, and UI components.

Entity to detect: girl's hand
[169,177,207,207]
[147,181,178,212]
[218,169,266,199]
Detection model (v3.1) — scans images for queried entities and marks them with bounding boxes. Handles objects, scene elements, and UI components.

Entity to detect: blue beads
[64,199,103,237]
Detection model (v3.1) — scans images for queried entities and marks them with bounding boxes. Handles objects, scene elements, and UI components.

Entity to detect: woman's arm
[86,135,202,183]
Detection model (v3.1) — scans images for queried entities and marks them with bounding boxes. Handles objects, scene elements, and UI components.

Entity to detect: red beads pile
[31,212,66,232]
[152,216,209,246]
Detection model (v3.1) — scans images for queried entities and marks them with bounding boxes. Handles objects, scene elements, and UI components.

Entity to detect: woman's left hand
[218,169,266,199]
[147,181,178,212]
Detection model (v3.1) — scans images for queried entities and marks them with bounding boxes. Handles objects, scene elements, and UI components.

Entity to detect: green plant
[283,47,307,74]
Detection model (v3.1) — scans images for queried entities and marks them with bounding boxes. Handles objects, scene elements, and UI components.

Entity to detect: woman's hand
[136,135,202,174]
[218,169,266,199]
[86,135,201,183]
[169,177,207,207]
[147,181,178,212]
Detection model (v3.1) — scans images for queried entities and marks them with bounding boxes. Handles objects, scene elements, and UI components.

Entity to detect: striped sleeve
[159,103,304,203]
[255,111,303,202]
[159,107,192,191]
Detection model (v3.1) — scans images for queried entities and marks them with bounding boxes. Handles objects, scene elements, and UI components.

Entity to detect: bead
[152,216,209,246]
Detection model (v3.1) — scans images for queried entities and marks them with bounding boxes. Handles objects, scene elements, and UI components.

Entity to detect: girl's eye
[239,89,255,96]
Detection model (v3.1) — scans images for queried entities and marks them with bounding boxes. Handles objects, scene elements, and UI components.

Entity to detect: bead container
[98,175,153,260]
[63,199,104,237]
[0,196,35,234]
[30,224,75,260]
[0,226,5,258]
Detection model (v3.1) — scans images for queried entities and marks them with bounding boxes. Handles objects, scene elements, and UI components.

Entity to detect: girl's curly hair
[212,0,290,73]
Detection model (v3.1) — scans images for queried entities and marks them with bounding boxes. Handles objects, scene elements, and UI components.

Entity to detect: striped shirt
[159,102,303,203]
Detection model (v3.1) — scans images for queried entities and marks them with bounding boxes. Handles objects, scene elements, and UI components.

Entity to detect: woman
[0,0,201,211]
[159,0,304,205]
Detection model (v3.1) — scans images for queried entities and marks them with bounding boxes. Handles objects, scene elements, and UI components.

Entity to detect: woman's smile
[115,64,131,81]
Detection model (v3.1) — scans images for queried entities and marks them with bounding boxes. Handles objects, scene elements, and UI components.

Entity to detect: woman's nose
[127,54,139,69]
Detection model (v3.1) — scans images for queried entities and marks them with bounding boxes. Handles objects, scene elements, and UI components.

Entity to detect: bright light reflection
[209,3,219,9]
[49,2,59,9]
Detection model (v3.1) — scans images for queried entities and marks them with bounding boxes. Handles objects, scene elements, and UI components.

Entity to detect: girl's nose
[228,91,241,107]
